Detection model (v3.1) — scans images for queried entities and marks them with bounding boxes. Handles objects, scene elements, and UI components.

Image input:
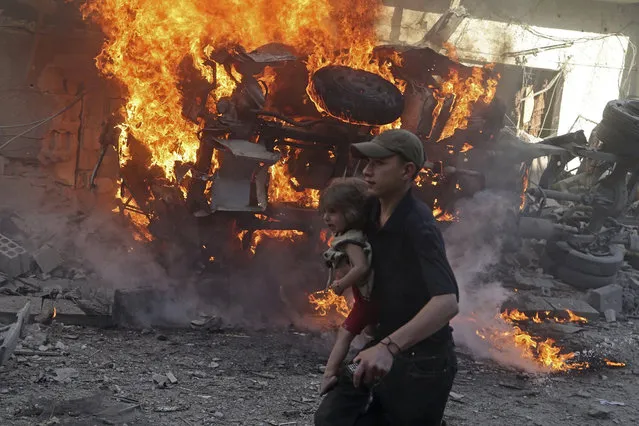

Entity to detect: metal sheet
[213,139,280,164]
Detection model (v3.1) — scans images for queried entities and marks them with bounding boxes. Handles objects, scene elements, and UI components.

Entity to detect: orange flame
[81,0,393,180]
[238,229,305,255]
[52,307,57,319]
[308,289,351,317]
[434,67,499,142]
[604,359,626,368]
[485,313,590,372]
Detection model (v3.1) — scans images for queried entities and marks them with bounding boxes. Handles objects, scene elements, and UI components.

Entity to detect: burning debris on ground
[1,0,639,424]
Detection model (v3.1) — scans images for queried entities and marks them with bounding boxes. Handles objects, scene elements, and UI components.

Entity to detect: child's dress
[323,229,376,334]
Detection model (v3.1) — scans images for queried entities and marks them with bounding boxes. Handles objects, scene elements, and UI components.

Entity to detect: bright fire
[478,310,590,372]
[308,289,351,317]
[238,229,305,255]
[434,66,499,142]
[520,166,530,211]
[501,309,588,324]
[80,0,395,180]
[52,307,57,319]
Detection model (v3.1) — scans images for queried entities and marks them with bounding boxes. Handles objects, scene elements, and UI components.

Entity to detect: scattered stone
[605,309,617,323]
[63,334,79,340]
[588,405,612,419]
[54,341,66,351]
[154,405,188,412]
[141,328,153,336]
[156,334,167,341]
[587,284,623,314]
[213,411,224,418]
[53,368,78,383]
[449,391,464,402]
[208,361,220,369]
[318,365,326,373]
[32,244,63,275]
[152,373,168,388]
[191,370,207,379]
[166,371,178,384]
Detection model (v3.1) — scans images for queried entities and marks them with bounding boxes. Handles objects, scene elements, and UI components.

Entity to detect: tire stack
[541,241,625,290]
[596,99,639,157]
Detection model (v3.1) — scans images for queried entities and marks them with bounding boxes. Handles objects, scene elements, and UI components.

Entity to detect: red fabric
[342,287,377,335]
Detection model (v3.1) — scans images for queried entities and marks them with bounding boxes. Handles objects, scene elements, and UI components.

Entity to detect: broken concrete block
[587,284,623,314]
[32,244,63,274]
[604,309,616,323]
[0,233,32,278]
[543,297,600,321]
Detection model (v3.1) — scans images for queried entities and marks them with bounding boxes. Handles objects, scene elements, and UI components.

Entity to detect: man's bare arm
[387,293,458,352]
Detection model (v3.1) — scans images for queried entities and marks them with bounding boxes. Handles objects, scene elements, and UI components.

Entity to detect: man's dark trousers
[314,343,457,426]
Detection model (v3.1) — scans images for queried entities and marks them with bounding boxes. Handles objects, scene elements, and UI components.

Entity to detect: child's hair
[319,177,369,230]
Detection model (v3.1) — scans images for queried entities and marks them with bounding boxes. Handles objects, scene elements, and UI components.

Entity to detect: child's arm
[331,243,369,295]
[320,327,355,395]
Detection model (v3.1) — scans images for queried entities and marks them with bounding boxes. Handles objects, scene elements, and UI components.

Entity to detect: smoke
[445,190,544,372]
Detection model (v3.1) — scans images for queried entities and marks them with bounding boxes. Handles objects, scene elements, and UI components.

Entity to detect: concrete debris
[0,233,32,278]
[605,309,617,323]
[166,371,178,384]
[502,294,599,320]
[587,284,623,314]
[32,244,63,274]
[53,367,78,383]
[0,301,31,366]
[152,373,168,388]
[449,391,465,402]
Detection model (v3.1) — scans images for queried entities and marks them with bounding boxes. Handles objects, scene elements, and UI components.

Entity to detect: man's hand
[352,344,393,388]
[319,373,338,396]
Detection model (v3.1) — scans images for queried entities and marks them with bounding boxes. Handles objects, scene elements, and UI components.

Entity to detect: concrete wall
[379,0,639,138]
[0,0,119,189]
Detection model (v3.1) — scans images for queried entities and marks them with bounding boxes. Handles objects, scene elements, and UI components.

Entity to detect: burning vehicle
[84,2,502,270]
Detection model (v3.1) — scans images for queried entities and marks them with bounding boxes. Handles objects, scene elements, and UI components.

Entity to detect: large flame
[81,0,390,181]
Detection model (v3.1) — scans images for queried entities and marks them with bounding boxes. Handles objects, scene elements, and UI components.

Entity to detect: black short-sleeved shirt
[365,189,459,349]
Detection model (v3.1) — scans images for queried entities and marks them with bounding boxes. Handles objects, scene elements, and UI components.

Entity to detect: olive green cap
[350,129,425,167]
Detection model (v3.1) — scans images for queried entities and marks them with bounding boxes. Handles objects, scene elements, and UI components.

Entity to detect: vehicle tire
[554,265,617,290]
[545,241,625,277]
[309,65,404,125]
[602,99,639,138]
[596,122,639,157]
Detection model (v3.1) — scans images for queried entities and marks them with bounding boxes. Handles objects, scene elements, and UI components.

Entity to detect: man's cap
[350,129,425,167]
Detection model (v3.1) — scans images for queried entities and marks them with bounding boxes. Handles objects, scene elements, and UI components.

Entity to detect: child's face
[322,208,347,234]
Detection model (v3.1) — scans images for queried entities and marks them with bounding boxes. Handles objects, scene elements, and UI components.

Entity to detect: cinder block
[587,284,623,314]
[0,233,32,278]
[33,244,63,274]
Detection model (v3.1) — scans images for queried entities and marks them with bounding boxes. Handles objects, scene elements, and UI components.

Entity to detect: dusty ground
[1,317,638,426]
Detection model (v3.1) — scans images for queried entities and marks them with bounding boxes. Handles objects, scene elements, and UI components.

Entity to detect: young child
[318,177,376,396]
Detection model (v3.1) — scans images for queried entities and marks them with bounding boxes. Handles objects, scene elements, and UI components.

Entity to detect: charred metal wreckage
[515,99,639,289]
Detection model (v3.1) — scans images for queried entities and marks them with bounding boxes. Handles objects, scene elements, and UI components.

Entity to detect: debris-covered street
[1,324,639,426]
[3,0,639,425]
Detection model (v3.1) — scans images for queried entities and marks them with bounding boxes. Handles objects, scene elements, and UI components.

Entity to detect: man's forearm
[387,294,458,352]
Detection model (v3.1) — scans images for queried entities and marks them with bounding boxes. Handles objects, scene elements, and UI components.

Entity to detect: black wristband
[381,337,402,356]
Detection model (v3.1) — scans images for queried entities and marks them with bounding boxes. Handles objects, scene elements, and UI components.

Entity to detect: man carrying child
[315,129,460,426]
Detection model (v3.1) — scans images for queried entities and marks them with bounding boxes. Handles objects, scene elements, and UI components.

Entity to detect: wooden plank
[0,300,31,366]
